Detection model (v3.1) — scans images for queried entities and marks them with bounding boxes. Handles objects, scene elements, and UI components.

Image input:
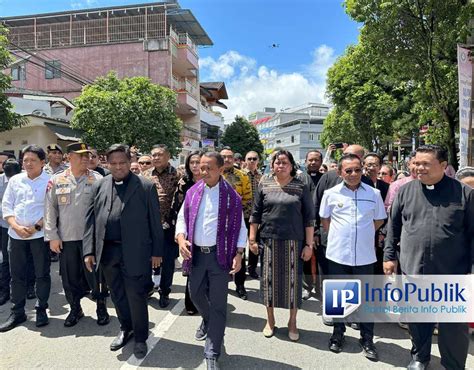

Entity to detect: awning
[44,123,82,142]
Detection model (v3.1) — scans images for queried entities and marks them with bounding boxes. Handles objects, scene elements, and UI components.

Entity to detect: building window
[11,64,26,81]
[309,133,315,141]
[317,134,321,141]
[45,60,61,79]
[291,135,295,143]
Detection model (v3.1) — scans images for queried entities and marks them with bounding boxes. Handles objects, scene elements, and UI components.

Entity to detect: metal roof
[1,1,213,46]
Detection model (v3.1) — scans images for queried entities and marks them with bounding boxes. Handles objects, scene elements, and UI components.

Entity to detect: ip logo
[323,279,361,318]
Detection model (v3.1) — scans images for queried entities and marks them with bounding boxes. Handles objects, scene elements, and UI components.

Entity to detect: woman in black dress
[249,149,315,341]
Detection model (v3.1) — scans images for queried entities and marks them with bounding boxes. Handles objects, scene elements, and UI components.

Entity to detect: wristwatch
[34,223,42,231]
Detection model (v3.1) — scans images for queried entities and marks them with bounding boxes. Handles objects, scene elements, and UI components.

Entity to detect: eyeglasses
[90,155,97,159]
[246,157,258,161]
[344,168,362,175]
[139,161,152,165]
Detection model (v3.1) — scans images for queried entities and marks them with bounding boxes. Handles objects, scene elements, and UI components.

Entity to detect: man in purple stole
[176,152,248,370]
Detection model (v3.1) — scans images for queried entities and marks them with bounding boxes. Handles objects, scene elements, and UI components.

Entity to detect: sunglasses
[139,161,152,165]
[344,168,362,175]
[246,157,258,161]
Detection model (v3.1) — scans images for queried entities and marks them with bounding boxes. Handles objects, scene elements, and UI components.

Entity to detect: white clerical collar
[114,180,124,185]
[426,184,435,190]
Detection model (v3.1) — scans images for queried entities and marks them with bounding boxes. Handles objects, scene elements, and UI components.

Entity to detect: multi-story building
[1,1,212,160]
[199,82,227,150]
[251,103,330,163]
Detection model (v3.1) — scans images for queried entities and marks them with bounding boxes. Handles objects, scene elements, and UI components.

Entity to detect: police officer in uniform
[44,144,67,175]
[44,142,109,327]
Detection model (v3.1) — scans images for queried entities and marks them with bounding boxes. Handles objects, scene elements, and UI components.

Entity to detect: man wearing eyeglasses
[320,153,386,360]
[243,151,262,279]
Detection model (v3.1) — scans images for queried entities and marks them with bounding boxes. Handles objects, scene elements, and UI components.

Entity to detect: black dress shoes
[134,342,148,359]
[359,338,378,361]
[96,300,110,326]
[35,309,49,327]
[236,285,248,300]
[407,359,430,370]
[302,289,312,300]
[0,313,27,332]
[328,332,345,353]
[64,309,84,327]
[0,293,10,306]
[110,330,134,351]
[159,294,170,308]
[248,270,259,279]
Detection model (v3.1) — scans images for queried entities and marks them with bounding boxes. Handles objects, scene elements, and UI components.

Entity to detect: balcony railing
[172,75,198,98]
[178,33,197,54]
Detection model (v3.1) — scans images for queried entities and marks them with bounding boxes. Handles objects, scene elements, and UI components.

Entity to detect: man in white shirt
[320,153,386,360]
[0,145,51,332]
[176,151,246,370]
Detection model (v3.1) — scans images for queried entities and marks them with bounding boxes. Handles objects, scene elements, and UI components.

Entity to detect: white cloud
[71,0,98,10]
[199,45,336,123]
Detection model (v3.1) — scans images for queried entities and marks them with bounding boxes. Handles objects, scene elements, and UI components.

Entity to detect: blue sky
[0,0,360,120]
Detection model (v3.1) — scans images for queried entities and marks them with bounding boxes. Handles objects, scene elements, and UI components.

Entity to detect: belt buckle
[201,246,211,254]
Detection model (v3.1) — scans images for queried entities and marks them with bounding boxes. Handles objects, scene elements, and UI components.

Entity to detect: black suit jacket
[83,173,164,276]
[374,179,389,202]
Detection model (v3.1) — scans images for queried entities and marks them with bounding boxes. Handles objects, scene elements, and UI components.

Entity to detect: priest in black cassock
[384,145,474,370]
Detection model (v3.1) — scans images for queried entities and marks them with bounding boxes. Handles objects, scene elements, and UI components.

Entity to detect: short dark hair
[3,158,21,177]
[416,144,448,163]
[22,145,46,161]
[271,149,297,177]
[338,153,362,171]
[455,166,474,181]
[106,144,131,161]
[233,152,243,160]
[0,151,15,159]
[151,144,170,155]
[305,150,322,161]
[202,151,224,167]
[185,150,203,179]
[364,152,382,166]
[220,146,233,154]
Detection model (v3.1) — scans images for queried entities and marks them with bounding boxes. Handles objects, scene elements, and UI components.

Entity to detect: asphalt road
[0,262,473,369]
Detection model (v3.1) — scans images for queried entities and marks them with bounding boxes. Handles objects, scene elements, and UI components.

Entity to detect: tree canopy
[323,0,474,167]
[71,72,182,156]
[221,116,264,157]
[0,25,26,132]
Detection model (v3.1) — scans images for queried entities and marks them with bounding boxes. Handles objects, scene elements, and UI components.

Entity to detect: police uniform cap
[47,144,63,153]
[67,142,91,154]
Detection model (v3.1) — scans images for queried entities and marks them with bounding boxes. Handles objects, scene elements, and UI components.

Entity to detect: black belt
[195,245,216,254]
[104,240,121,246]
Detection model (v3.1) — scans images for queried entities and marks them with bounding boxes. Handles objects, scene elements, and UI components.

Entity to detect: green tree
[221,116,264,157]
[323,43,413,152]
[0,25,25,132]
[71,72,182,156]
[344,0,474,167]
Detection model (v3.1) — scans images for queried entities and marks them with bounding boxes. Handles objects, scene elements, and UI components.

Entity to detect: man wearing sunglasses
[138,155,153,172]
[320,153,386,360]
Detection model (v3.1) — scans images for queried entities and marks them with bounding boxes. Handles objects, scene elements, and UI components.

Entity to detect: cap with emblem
[67,142,91,154]
[46,144,63,153]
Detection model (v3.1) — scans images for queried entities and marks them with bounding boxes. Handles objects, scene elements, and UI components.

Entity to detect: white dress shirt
[175,182,248,248]
[2,170,51,240]
[320,182,387,266]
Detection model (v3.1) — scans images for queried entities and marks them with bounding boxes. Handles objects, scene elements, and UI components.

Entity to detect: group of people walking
[0,141,472,370]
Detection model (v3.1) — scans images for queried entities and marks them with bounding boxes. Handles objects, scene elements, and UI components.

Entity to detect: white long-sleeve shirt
[2,171,50,240]
[175,183,248,248]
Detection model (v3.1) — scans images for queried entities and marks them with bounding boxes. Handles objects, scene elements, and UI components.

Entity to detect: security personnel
[44,144,67,175]
[44,142,109,327]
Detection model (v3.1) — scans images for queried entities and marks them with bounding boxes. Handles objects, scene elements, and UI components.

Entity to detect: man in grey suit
[83,144,163,359]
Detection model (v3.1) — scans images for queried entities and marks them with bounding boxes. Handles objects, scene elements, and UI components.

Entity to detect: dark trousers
[247,249,258,273]
[153,229,177,297]
[101,244,151,342]
[185,277,197,313]
[408,322,469,369]
[327,259,374,339]
[10,237,50,315]
[0,229,35,297]
[189,249,229,359]
[235,218,250,286]
[60,241,106,308]
[313,243,329,297]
